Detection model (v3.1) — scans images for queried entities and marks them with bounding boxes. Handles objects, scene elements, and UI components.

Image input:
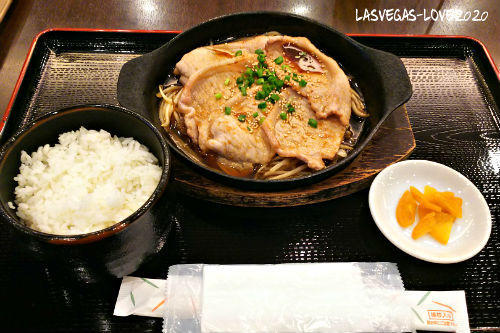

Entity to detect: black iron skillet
[117,11,412,190]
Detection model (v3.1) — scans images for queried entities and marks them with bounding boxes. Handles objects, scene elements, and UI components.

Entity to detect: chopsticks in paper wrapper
[114,276,166,318]
[406,290,470,332]
[114,263,470,333]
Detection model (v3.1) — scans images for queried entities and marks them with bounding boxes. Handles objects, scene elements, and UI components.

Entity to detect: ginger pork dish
[157,34,368,180]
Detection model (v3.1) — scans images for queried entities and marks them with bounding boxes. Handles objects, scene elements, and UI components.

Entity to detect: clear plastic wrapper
[163,264,204,331]
[163,263,412,333]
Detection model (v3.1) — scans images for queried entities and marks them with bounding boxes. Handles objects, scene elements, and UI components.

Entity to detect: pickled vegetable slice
[412,212,437,240]
[429,212,455,244]
[396,190,417,227]
[410,186,442,212]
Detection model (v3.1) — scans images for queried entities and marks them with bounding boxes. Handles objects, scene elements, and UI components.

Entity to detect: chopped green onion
[280,112,287,120]
[258,102,267,109]
[215,93,222,100]
[299,51,306,56]
[247,126,253,132]
[287,106,295,113]
[299,79,307,87]
[224,78,230,86]
[253,112,259,118]
[262,84,272,95]
[237,53,293,101]
[224,106,231,115]
[274,56,284,64]
[284,75,290,81]
[235,50,243,56]
[255,91,266,100]
[239,85,247,96]
[292,76,300,82]
[259,116,266,124]
[308,118,318,128]
[238,114,246,122]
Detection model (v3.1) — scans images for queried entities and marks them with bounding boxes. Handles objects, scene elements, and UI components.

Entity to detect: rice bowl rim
[0,104,171,245]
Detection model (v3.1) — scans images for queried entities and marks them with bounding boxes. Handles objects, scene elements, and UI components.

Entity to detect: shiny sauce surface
[282,44,324,73]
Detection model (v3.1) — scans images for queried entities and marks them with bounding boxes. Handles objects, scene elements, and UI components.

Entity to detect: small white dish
[369,160,491,264]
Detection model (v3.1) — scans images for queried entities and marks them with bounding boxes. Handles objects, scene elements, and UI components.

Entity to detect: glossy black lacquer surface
[0,30,499,331]
[0,105,172,278]
[117,12,413,189]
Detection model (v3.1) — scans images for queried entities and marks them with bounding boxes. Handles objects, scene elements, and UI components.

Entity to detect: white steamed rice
[10,127,162,235]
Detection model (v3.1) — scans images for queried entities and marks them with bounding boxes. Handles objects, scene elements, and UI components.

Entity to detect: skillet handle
[117,55,155,120]
[365,48,413,114]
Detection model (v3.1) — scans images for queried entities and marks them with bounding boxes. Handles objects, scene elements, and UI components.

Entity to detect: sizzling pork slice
[174,35,272,84]
[174,34,353,171]
[261,88,346,170]
[265,36,351,125]
[177,55,275,166]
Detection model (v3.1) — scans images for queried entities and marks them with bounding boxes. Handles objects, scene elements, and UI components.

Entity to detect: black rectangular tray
[0,30,499,332]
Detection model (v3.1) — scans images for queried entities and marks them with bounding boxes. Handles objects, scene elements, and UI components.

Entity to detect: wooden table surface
[0,0,498,118]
